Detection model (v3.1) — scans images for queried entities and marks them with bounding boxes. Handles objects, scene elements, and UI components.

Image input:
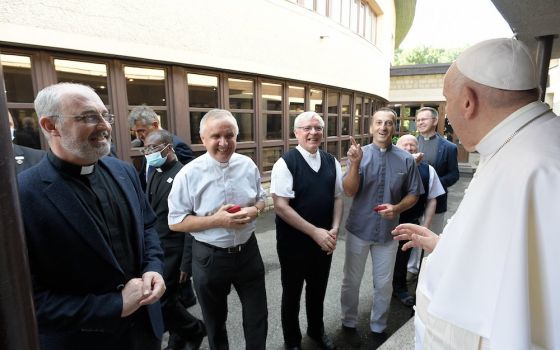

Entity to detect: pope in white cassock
[392,38,560,350]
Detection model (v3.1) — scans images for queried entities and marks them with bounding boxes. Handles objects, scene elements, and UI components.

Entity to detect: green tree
[393,46,465,65]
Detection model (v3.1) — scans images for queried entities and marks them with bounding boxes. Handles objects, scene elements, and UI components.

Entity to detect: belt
[196,233,254,254]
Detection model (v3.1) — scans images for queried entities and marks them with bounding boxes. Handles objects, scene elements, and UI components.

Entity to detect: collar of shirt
[475,101,547,160]
[296,145,321,172]
[370,142,392,153]
[155,159,178,173]
[47,150,96,177]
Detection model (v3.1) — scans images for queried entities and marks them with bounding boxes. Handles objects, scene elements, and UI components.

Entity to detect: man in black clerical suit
[144,129,206,350]
[18,82,166,350]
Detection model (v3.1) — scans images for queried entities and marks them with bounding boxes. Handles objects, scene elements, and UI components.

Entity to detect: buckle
[226,245,242,253]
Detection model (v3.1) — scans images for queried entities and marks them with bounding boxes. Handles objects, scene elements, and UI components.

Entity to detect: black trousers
[392,218,419,294]
[277,242,333,346]
[161,245,205,345]
[192,234,268,350]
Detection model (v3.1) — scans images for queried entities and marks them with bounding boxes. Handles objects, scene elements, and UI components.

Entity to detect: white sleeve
[270,158,295,198]
[334,158,343,197]
[428,165,446,199]
[167,168,194,225]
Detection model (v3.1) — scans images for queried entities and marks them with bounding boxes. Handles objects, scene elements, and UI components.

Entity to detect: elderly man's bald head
[396,134,418,154]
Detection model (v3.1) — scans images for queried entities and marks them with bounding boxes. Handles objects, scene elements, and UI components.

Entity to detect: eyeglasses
[415,117,435,123]
[54,113,115,125]
[141,143,170,155]
[296,125,324,132]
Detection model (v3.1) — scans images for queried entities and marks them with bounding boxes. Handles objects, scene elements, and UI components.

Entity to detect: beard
[59,129,111,164]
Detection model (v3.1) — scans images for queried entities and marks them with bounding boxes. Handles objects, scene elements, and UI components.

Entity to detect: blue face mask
[145,144,170,168]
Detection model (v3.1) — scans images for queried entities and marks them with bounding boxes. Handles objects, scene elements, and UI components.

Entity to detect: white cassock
[415,101,560,350]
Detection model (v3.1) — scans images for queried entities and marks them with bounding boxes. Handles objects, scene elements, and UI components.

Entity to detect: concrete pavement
[164,174,472,349]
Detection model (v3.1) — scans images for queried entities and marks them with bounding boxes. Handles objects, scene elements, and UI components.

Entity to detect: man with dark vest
[271,111,343,350]
[391,135,444,307]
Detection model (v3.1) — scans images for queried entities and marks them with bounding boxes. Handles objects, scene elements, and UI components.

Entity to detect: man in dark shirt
[128,105,195,191]
[9,111,45,174]
[18,82,166,350]
[144,129,206,350]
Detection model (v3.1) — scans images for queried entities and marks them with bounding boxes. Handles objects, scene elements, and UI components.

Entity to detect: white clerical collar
[80,164,95,175]
[422,133,437,141]
[207,152,231,168]
[475,101,547,158]
[296,145,319,158]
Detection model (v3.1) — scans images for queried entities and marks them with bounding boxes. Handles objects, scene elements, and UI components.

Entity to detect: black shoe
[370,331,388,347]
[341,325,362,348]
[183,326,206,350]
[308,332,336,350]
[284,344,302,350]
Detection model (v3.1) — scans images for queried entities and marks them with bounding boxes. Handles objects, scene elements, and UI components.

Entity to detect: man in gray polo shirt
[340,108,423,347]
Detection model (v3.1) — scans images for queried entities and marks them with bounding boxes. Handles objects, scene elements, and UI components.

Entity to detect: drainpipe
[0,53,40,350]
[535,35,554,102]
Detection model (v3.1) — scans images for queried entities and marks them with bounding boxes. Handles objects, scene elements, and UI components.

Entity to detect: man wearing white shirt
[271,111,343,350]
[168,109,267,349]
[393,38,560,349]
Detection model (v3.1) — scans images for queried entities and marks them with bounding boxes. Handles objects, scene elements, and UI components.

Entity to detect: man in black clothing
[9,111,45,174]
[19,82,165,350]
[128,105,195,191]
[270,111,344,350]
[144,130,206,350]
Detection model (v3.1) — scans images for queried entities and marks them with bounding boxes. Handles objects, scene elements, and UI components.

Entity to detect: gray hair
[417,107,438,119]
[293,111,325,129]
[199,109,239,136]
[34,82,97,139]
[145,128,173,145]
[128,105,159,128]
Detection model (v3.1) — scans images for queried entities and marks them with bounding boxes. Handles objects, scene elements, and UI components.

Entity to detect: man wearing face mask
[144,129,206,350]
[9,111,45,174]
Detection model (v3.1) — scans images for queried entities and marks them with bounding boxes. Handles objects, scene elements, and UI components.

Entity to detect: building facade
[1,0,401,174]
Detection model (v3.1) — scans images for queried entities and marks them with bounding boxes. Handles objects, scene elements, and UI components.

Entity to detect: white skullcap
[456,38,537,90]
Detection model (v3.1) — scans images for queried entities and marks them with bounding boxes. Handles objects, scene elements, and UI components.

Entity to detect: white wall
[0,0,395,99]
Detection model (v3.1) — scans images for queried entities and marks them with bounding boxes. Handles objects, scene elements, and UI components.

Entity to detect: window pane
[289,113,298,137]
[263,113,282,140]
[262,82,282,111]
[317,0,327,15]
[342,116,350,135]
[55,59,109,104]
[229,78,254,110]
[188,73,218,108]
[303,0,314,10]
[341,0,350,27]
[125,66,166,106]
[359,3,365,36]
[328,92,338,114]
[310,89,323,114]
[289,86,305,113]
[327,141,339,158]
[364,98,371,116]
[330,0,341,22]
[237,148,256,163]
[328,115,338,137]
[341,94,350,114]
[365,8,373,41]
[1,54,34,102]
[190,111,205,144]
[341,139,350,156]
[262,146,283,172]
[354,96,362,135]
[350,0,359,32]
[10,108,41,149]
[232,112,254,141]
